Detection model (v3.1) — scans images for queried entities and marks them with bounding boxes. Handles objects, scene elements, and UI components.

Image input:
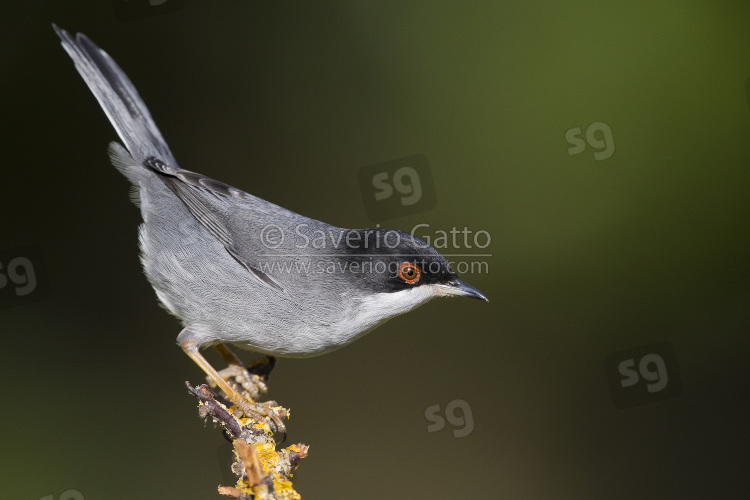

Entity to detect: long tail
[53,24,177,166]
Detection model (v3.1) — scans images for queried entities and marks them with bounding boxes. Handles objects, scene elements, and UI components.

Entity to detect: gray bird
[54,25,487,428]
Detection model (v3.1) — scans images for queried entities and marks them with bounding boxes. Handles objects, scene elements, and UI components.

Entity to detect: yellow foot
[230,396,288,435]
[214,364,268,401]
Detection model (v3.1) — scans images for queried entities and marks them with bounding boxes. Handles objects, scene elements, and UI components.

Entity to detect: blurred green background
[2,1,749,498]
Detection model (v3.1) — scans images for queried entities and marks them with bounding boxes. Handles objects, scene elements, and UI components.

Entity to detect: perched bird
[54,25,487,428]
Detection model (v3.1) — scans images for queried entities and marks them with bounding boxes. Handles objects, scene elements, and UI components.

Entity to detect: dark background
[2,1,749,499]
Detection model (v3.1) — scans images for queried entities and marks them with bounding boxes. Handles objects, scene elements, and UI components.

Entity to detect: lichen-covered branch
[187,382,309,499]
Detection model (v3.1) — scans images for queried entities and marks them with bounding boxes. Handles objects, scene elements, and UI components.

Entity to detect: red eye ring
[398,262,421,284]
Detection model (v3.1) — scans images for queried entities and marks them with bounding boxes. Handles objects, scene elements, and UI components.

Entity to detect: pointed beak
[436,279,488,301]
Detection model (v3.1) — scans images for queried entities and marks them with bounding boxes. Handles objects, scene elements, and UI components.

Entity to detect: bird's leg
[247,354,276,380]
[215,344,277,379]
[180,339,286,433]
[213,343,268,400]
[214,342,245,366]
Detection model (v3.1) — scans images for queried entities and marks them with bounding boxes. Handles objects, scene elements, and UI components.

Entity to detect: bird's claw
[212,364,268,400]
[231,397,288,435]
[206,365,286,434]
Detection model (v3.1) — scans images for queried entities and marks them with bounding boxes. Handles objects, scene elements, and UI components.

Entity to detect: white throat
[330,284,441,347]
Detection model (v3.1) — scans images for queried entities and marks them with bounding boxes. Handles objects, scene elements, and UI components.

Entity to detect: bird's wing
[57,24,329,293]
[140,153,335,293]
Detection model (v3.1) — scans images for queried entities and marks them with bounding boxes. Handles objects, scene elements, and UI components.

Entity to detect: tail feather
[53,24,177,166]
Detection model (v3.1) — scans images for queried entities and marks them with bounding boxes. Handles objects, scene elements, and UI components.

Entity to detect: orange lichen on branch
[228,425,306,499]
[187,382,308,499]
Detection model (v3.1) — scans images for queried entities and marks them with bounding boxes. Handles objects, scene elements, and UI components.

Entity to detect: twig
[186,382,242,438]
[186,381,308,499]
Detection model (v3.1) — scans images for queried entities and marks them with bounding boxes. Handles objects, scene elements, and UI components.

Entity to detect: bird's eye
[398,262,421,284]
